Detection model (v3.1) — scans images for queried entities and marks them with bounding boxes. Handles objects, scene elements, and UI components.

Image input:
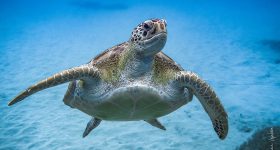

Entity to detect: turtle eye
[143,23,152,30]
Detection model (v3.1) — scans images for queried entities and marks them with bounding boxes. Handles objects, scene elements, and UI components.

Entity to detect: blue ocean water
[1,0,280,149]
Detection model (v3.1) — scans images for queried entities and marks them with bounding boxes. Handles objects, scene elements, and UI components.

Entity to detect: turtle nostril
[160,23,164,30]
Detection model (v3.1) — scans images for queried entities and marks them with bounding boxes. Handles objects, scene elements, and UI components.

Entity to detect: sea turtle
[8,18,228,139]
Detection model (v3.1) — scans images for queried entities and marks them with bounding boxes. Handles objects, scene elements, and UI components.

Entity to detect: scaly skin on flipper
[175,71,228,139]
[8,66,100,106]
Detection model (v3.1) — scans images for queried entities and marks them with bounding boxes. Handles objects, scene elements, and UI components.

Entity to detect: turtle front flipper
[8,65,100,106]
[175,71,228,140]
[144,119,166,130]
[83,117,102,138]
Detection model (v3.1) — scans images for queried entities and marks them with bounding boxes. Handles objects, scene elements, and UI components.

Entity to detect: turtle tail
[8,65,99,106]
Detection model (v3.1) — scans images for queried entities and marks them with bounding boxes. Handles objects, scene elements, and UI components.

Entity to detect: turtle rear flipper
[175,71,228,140]
[83,117,102,138]
[145,118,166,130]
[63,81,77,107]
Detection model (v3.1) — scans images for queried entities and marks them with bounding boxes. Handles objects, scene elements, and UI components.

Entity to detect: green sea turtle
[8,19,228,139]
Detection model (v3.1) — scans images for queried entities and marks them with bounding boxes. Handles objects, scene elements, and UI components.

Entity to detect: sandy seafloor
[0,0,280,149]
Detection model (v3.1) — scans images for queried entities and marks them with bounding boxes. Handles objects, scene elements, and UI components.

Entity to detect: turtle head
[130,19,167,56]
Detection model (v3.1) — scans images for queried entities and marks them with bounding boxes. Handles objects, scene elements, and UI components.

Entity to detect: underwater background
[1,0,280,149]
